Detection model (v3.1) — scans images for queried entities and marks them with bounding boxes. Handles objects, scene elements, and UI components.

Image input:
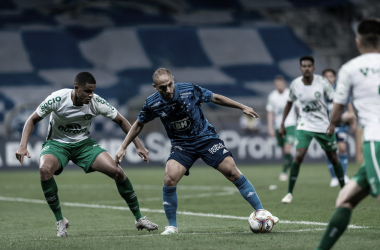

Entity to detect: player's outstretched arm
[211,93,259,118]
[15,111,43,165]
[113,113,149,162]
[278,101,293,138]
[115,119,146,165]
[267,111,275,137]
[327,103,344,137]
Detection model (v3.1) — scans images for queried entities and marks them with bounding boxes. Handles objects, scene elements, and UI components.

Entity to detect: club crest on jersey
[314,91,321,98]
[83,114,93,120]
[171,117,191,131]
[58,123,87,134]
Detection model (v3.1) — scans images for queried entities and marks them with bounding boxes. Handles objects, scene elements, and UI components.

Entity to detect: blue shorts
[167,138,233,176]
[335,126,348,143]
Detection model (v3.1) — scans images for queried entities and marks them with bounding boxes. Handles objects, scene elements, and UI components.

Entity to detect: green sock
[288,162,301,194]
[116,178,142,221]
[332,162,345,188]
[282,154,293,173]
[41,177,63,222]
[317,207,351,250]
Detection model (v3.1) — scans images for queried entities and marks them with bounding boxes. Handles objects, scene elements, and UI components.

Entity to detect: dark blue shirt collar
[159,84,179,103]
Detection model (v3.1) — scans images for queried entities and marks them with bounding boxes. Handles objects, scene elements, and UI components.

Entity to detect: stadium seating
[0,0,354,137]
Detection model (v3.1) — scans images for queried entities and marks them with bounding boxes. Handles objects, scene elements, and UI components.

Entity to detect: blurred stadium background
[0,0,376,169]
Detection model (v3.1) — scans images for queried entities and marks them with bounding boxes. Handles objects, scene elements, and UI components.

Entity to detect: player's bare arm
[327,103,344,136]
[211,93,259,118]
[15,111,43,165]
[278,101,293,137]
[112,112,149,162]
[115,120,145,164]
[267,111,275,137]
[343,103,357,131]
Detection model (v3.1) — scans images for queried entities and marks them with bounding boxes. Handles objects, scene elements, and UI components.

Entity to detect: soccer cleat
[279,172,288,181]
[330,177,339,187]
[161,226,178,235]
[281,193,293,204]
[344,175,350,184]
[135,216,158,232]
[56,217,69,237]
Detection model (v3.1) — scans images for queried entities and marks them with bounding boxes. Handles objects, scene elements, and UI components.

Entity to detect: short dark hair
[299,55,314,66]
[153,68,172,84]
[322,68,336,76]
[74,72,96,87]
[274,75,285,81]
[357,18,380,48]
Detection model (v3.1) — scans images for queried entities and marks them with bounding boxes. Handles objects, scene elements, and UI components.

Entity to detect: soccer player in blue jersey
[115,68,279,235]
[323,69,356,187]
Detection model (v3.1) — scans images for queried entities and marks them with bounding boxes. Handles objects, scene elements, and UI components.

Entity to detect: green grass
[0,163,378,250]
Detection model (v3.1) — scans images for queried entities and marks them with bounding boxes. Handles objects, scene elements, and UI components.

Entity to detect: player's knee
[113,167,126,182]
[294,152,305,163]
[164,174,178,187]
[39,165,54,180]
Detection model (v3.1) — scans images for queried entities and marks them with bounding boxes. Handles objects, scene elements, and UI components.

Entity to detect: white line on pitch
[0,196,367,229]
[94,191,237,204]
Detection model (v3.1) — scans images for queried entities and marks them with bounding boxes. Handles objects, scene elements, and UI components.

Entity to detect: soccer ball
[248,209,275,233]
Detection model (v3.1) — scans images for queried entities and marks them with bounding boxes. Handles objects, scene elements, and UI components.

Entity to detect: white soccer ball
[248,209,275,233]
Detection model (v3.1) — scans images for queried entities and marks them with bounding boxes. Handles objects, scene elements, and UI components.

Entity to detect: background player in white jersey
[280,56,345,204]
[267,75,297,181]
[316,18,380,250]
[323,69,356,187]
[15,72,158,237]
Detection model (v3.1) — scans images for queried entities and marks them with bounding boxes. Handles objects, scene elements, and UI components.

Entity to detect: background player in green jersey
[317,18,380,250]
[267,75,297,181]
[279,56,345,204]
[15,72,158,237]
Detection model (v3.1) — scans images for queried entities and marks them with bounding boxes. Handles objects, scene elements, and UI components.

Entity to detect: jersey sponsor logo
[359,67,380,77]
[302,101,321,112]
[58,123,87,134]
[314,91,321,98]
[94,97,115,111]
[39,96,62,112]
[208,142,226,154]
[171,117,191,131]
[180,92,192,98]
[83,114,93,120]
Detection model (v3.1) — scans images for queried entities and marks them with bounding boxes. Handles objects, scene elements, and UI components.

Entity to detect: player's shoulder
[268,89,278,98]
[290,76,303,86]
[314,74,328,83]
[145,92,161,107]
[177,82,194,92]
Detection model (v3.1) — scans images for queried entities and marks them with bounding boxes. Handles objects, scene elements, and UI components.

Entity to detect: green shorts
[276,126,296,147]
[295,129,337,151]
[40,138,106,175]
[352,141,380,197]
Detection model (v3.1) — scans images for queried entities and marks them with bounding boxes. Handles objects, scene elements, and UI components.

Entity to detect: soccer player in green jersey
[316,18,380,250]
[15,72,158,237]
[266,75,297,181]
[279,56,345,204]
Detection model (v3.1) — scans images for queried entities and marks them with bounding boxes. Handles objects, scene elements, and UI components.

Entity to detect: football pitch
[0,163,378,250]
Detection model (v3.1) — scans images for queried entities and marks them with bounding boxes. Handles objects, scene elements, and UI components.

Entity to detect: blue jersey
[138,83,218,145]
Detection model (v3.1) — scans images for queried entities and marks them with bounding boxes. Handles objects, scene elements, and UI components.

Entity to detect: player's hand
[268,129,275,137]
[242,106,259,118]
[326,124,335,137]
[15,147,31,165]
[136,147,150,163]
[115,148,127,165]
[278,124,286,138]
